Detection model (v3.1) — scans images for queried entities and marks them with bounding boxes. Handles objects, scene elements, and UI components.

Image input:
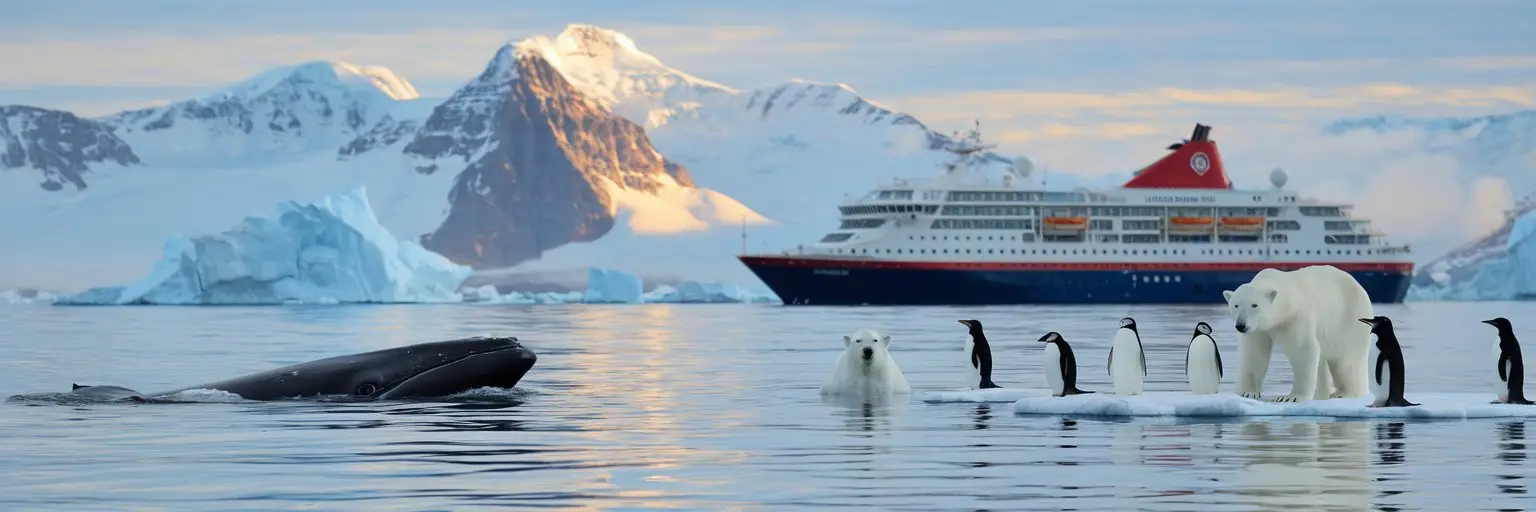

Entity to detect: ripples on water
[0,302,1531,510]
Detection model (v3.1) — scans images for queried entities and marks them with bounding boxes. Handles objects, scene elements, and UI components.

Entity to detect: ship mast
[942,120,995,180]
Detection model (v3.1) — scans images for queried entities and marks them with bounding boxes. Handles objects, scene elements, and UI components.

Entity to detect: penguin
[1107,317,1147,396]
[1185,321,1223,395]
[958,319,1001,389]
[1357,316,1418,407]
[1039,332,1093,397]
[1482,317,1534,405]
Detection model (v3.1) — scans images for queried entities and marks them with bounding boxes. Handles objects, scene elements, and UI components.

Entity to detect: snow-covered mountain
[99,61,427,169]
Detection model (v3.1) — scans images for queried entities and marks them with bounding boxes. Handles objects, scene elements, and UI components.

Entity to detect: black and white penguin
[1108,317,1146,396]
[1358,316,1418,407]
[1482,317,1534,405]
[1185,321,1223,395]
[958,319,1001,389]
[1039,332,1092,397]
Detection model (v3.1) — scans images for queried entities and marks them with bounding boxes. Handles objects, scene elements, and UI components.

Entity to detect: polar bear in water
[820,329,912,398]
[1222,265,1373,403]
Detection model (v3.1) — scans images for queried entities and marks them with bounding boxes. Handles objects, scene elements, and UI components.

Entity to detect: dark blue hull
[739,256,1413,305]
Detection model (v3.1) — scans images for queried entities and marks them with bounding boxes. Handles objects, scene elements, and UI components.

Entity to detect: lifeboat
[1219,216,1265,231]
[1042,216,1088,231]
[1167,216,1213,233]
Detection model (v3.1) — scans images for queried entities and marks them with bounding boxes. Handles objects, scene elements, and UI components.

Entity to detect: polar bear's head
[843,329,891,364]
[1222,283,1285,334]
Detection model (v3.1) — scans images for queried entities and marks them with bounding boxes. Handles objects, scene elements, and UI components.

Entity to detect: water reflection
[1222,421,1372,511]
[1374,422,1406,466]
[972,404,992,430]
[1497,421,1527,496]
[1057,418,1081,451]
[819,392,910,429]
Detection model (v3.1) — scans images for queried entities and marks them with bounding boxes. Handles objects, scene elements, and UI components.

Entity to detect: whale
[30,336,536,403]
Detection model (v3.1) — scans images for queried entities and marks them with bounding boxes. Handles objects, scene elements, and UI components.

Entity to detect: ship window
[819,233,854,243]
[839,218,885,229]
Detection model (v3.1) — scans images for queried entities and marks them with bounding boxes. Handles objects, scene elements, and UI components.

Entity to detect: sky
[2,0,1535,288]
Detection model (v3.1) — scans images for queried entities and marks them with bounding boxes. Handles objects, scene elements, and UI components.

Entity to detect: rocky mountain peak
[399,42,695,268]
[0,105,140,191]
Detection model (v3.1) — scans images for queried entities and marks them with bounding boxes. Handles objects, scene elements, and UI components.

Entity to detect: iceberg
[582,267,644,304]
[55,186,473,305]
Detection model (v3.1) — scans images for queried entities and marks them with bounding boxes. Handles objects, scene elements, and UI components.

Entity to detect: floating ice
[54,186,472,305]
[642,280,781,303]
[1001,391,1536,419]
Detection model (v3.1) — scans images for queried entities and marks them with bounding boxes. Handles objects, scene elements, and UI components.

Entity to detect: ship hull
[739,256,1413,305]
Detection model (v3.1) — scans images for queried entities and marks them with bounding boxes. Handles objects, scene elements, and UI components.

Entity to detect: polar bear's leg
[1237,332,1274,399]
[1313,359,1334,400]
[1276,334,1321,403]
[1327,357,1368,398]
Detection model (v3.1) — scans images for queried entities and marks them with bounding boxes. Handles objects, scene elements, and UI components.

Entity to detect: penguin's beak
[1481,319,1498,326]
[1357,318,1375,326]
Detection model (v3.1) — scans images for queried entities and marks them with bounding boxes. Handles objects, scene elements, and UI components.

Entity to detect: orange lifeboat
[1042,216,1088,231]
[1167,216,1213,233]
[1219,216,1265,231]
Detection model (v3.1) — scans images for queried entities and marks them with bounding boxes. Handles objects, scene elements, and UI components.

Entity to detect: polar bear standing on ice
[1222,265,1373,403]
[820,329,912,398]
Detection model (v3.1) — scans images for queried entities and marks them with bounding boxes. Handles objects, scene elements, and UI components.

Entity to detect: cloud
[0,30,519,92]
[897,83,1536,122]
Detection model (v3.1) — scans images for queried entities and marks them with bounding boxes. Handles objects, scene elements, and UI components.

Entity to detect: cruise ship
[737,123,1414,305]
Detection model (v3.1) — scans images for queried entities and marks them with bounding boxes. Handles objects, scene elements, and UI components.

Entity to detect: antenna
[740,216,747,255]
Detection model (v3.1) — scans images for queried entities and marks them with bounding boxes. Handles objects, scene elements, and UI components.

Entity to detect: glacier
[54,186,472,305]
[1408,202,1536,301]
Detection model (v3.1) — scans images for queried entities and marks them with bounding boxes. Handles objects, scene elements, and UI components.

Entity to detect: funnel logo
[1189,152,1211,176]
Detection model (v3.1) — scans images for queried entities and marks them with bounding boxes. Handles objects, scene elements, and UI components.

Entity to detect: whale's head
[371,336,537,399]
[225,336,538,401]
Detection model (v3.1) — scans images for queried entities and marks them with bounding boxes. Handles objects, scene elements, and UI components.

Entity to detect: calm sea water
[0,301,1532,511]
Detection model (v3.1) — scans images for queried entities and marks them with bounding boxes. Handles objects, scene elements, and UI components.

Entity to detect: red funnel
[1121,124,1232,190]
